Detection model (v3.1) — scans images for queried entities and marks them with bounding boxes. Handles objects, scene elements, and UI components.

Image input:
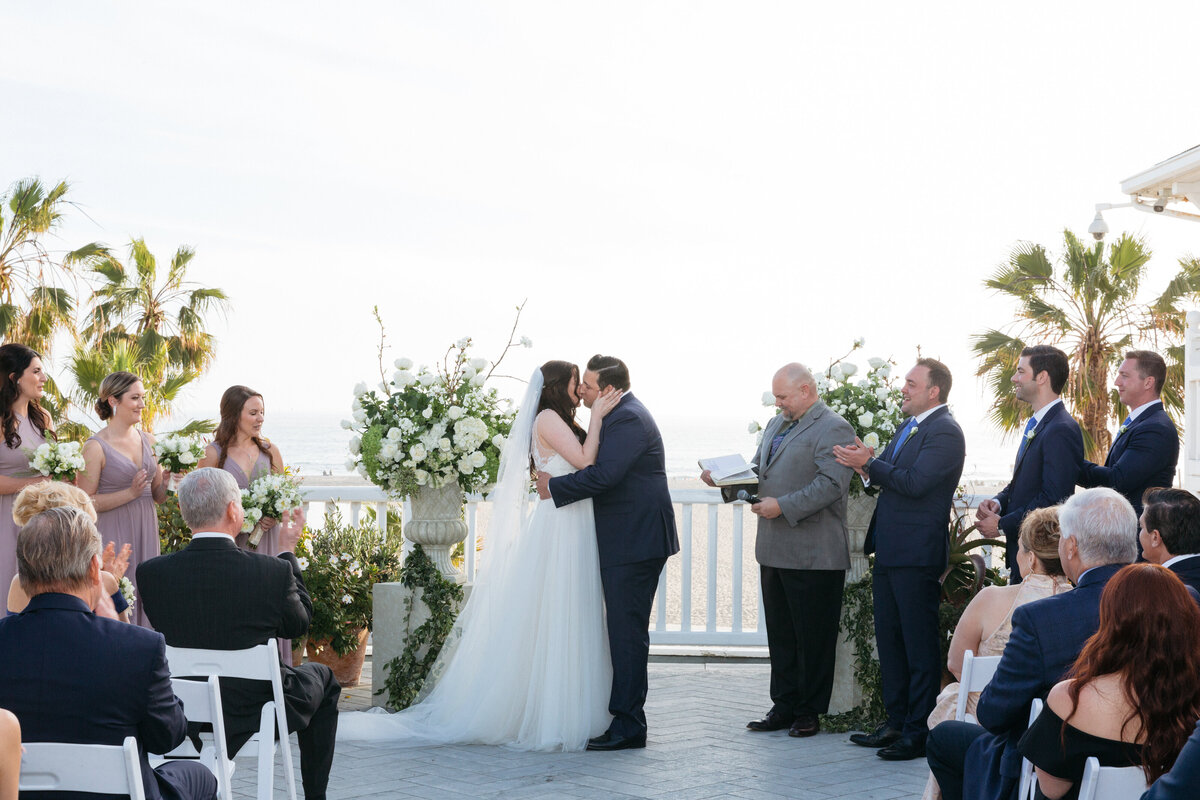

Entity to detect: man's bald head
[772,363,818,420]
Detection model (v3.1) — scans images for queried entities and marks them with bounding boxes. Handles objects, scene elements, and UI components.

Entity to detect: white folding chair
[165,639,298,800]
[1021,699,1044,800]
[151,676,235,800]
[19,735,146,799]
[956,650,1002,723]
[1077,756,1148,800]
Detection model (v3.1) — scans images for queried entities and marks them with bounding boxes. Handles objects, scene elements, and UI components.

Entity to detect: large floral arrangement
[298,508,403,656]
[345,336,518,498]
[751,340,904,496]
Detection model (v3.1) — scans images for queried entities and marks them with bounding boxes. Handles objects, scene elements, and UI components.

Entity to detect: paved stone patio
[226,658,926,799]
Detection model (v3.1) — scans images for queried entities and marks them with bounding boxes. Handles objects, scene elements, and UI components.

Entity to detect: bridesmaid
[0,344,53,589]
[78,372,167,628]
[198,384,295,664]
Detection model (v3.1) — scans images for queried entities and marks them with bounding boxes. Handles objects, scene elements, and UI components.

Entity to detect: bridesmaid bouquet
[153,435,205,474]
[240,471,305,547]
[118,576,136,612]
[26,441,87,481]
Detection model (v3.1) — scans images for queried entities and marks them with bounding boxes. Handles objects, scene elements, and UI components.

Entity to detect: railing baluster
[679,503,692,632]
[349,501,361,525]
[466,502,478,582]
[655,567,667,632]
[707,504,718,632]
[732,503,743,634]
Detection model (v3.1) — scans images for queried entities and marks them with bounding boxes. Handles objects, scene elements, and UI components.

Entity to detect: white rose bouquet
[153,435,205,489]
[346,335,517,498]
[118,576,136,612]
[26,441,87,481]
[241,471,304,547]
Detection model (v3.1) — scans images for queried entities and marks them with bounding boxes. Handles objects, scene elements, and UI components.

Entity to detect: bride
[336,360,622,751]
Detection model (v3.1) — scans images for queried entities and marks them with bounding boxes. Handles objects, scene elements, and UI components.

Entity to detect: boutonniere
[909,425,919,437]
[1025,428,1037,442]
[1117,424,1129,436]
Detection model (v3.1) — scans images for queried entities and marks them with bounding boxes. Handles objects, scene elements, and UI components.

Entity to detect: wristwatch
[864,456,876,472]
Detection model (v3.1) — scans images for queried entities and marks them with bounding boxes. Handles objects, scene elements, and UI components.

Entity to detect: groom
[536,354,679,751]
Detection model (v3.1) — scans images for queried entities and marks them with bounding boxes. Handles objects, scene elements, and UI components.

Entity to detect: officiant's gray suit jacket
[753,401,855,571]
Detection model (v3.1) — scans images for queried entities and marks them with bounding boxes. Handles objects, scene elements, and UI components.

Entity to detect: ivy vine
[821,570,886,733]
[377,544,464,710]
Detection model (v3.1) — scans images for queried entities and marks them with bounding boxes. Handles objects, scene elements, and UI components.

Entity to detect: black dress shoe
[849,723,903,748]
[877,736,926,761]
[586,732,647,751]
[746,709,795,732]
[788,714,820,738]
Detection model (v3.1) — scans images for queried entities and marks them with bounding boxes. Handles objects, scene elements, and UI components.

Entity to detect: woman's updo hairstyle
[1017,505,1065,577]
[95,372,141,421]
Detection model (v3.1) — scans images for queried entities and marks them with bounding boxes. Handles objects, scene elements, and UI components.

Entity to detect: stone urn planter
[406,483,469,582]
[827,492,876,714]
[307,628,370,687]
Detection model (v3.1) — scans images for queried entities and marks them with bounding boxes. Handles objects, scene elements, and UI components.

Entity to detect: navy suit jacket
[865,406,966,568]
[0,593,188,800]
[548,393,679,569]
[1142,719,1200,800]
[1168,556,1200,597]
[966,563,1123,800]
[1079,402,1178,518]
[995,401,1084,538]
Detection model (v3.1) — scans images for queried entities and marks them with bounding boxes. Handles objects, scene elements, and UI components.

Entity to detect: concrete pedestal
[827,494,875,714]
[371,580,471,707]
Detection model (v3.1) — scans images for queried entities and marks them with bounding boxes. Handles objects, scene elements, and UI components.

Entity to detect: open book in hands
[698,454,758,486]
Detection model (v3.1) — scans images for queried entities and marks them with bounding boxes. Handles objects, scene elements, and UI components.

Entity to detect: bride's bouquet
[26,441,87,481]
[153,435,205,474]
[240,471,304,547]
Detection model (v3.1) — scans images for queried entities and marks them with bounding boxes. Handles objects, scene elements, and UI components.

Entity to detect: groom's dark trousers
[549,392,680,740]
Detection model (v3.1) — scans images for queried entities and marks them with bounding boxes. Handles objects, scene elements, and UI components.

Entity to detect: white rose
[392,370,414,387]
[353,381,369,397]
[857,379,870,390]
[179,451,196,465]
[457,456,475,475]
[829,363,844,380]
[470,373,485,387]
[868,357,885,370]
[357,464,369,478]
[422,407,433,419]
[410,444,427,461]
[461,365,476,379]
[469,358,487,371]
[748,421,761,434]
[439,437,452,452]
[470,451,487,468]
[447,406,464,420]
[762,391,775,406]
[858,411,874,428]
[863,432,880,450]
[841,362,858,378]
[394,358,414,370]
[340,419,354,430]
[380,442,399,461]
[879,365,891,378]
[352,407,367,424]
[414,469,429,485]
[491,434,505,449]
[344,457,358,471]
[875,387,890,401]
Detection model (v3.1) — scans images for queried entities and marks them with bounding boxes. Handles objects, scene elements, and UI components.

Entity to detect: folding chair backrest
[20,735,146,799]
[956,650,1002,722]
[1077,756,1148,800]
[1020,698,1044,800]
[167,675,234,800]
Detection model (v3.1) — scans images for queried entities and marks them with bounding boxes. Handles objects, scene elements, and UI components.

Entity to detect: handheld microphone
[736,489,761,504]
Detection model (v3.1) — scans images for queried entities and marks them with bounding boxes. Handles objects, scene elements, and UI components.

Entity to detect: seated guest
[1138,488,1200,594]
[0,709,17,800]
[926,487,1138,800]
[137,468,338,800]
[0,507,216,800]
[920,507,1073,800]
[6,481,131,621]
[1020,564,1200,800]
[1142,719,1200,800]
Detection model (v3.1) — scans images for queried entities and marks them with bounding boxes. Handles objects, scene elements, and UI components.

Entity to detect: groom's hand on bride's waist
[535,471,552,500]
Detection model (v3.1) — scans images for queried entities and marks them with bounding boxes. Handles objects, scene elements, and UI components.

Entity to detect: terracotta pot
[307,628,370,687]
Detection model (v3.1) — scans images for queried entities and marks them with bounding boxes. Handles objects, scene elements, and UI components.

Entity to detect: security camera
[1153,191,1170,213]
[1088,211,1108,241]
[1092,231,1105,241]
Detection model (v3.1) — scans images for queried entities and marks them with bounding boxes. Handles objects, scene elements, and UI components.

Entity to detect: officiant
[702,362,854,739]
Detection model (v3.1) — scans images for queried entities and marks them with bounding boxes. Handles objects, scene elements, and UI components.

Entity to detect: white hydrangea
[453,417,489,452]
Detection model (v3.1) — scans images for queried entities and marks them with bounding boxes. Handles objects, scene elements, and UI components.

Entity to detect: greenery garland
[821,570,885,733]
[377,544,464,710]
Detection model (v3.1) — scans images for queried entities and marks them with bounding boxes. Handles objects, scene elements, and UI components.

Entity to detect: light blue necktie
[891,418,916,456]
[1015,417,1038,463]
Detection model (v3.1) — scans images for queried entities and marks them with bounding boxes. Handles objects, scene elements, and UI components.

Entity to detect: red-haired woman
[1018,563,1200,800]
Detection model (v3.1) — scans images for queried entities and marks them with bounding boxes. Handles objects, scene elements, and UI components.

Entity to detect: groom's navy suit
[549,393,679,739]
[993,401,1083,579]
[864,405,965,743]
[1079,401,1178,520]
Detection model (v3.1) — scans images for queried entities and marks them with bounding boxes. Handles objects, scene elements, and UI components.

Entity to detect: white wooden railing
[301,485,989,648]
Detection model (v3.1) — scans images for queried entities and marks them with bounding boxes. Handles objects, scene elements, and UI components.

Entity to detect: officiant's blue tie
[1015,417,1038,462]
[891,418,916,456]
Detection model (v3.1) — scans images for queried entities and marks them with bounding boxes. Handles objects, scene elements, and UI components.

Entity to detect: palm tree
[0,177,104,355]
[972,229,1200,462]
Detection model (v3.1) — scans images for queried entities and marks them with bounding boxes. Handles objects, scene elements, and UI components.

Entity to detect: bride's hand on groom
[591,389,623,420]
[751,497,782,519]
[535,471,552,500]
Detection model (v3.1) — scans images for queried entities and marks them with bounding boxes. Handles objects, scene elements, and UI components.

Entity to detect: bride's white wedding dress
[336,382,612,751]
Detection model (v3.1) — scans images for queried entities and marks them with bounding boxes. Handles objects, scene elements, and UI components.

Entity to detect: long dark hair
[213,385,270,468]
[1066,563,1200,782]
[0,343,54,449]
[538,361,585,444]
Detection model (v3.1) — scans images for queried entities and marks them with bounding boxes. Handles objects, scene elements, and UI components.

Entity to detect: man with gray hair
[0,506,217,800]
[138,468,339,800]
[927,488,1137,800]
[704,362,855,738]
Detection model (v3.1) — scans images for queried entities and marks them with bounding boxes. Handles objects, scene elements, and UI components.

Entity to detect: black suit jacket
[865,406,966,568]
[995,401,1084,537]
[0,593,188,800]
[548,393,680,568]
[137,535,312,739]
[1079,402,1178,517]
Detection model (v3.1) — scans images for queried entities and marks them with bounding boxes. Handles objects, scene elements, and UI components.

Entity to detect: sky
[3,1,1200,444]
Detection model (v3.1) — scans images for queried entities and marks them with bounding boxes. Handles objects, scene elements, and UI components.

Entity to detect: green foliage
[299,508,404,656]
[157,491,192,554]
[378,545,464,710]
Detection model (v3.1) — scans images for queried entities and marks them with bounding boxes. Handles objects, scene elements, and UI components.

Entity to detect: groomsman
[834,358,965,761]
[1078,350,1178,519]
[976,345,1083,582]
